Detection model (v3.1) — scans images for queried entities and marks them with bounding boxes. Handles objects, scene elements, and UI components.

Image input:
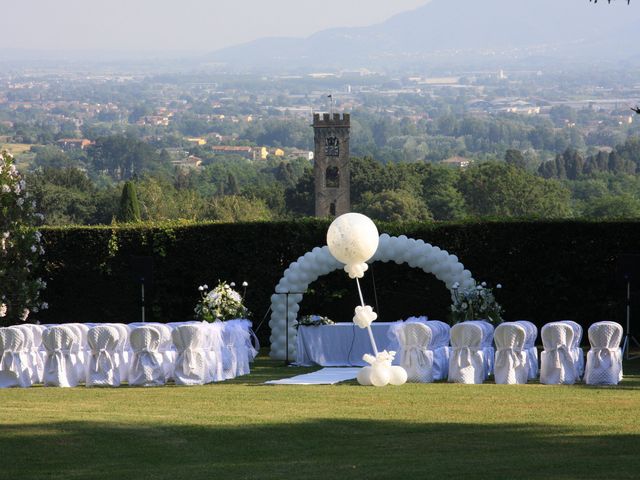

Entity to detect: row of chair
[391,319,623,385]
[0,320,258,388]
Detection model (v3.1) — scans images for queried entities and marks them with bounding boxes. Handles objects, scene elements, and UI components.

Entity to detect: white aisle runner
[265,368,360,385]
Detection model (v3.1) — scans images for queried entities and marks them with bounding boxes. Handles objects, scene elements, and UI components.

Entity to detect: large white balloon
[389,366,408,386]
[370,365,391,387]
[326,213,379,279]
[357,366,373,386]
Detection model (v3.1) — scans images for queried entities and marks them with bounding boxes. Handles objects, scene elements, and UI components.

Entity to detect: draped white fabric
[584,321,623,386]
[466,320,495,378]
[66,323,89,383]
[222,320,253,379]
[494,323,528,385]
[397,323,435,383]
[172,324,208,385]
[560,320,584,379]
[514,320,538,380]
[8,325,38,386]
[540,322,577,385]
[42,326,79,387]
[86,325,121,387]
[205,321,225,382]
[448,322,485,384]
[128,326,165,387]
[0,327,33,387]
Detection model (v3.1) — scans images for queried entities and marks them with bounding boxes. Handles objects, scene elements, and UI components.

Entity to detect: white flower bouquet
[194,281,249,322]
[451,281,503,326]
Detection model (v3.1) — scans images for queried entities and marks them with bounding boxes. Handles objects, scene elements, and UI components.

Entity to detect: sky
[1,0,428,54]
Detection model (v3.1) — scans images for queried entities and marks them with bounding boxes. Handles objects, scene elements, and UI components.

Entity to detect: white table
[295,322,395,367]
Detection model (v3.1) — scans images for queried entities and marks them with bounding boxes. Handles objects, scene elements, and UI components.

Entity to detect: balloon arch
[268,234,476,360]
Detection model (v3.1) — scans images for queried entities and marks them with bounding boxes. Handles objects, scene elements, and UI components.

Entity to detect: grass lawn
[1,356,639,480]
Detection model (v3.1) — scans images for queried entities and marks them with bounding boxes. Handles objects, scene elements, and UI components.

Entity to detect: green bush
[37,219,638,344]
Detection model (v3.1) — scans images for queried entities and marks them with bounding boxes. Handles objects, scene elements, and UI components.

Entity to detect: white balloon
[357,366,373,386]
[370,365,391,387]
[327,213,379,279]
[389,366,408,386]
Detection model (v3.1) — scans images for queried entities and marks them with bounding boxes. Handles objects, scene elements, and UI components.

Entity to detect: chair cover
[449,322,485,384]
[86,325,121,387]
[222,320,252,379]
[0,327,32,387]
[424,320,450,380]
[108,324,130,383]
[514,320,538,379]
[129,326,165,387]
[8,325,38,386]
[149,323,176,381]
[467,320,495,378]
[42,326,79,387]
[540,322,576,385]
[397,323,434,383]
[560,320,584,379]
[584,321,623,386]
[65,323,89,383]
[172,324,208,385]
[203,321,225,382]
[494,323,528,384]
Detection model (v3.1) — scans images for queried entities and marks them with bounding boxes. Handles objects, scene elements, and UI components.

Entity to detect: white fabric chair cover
[397,323,434,383]
[65,323,89,383]
[424,320,450,380]
[204,321,224,382]
[540,322,576,385]
[42,326,79,387]
[514,320,538,379]
[172,324,208,385]
[8,325,38,386]
[584,321,623,385]
[149,323,176,381]
[494,323,528,384]
[108,323,130,383]
[129,326,165,387]
[86,325,121,387]
[560,320,584,378]
[0,327,32,387]
[448,322,485,384]
[222,320,252,378]
[467,320,495,377]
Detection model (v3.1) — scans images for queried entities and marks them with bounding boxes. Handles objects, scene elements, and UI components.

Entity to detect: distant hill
[206,0,640,71]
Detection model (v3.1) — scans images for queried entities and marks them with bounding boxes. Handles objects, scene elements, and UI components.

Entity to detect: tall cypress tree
[117,181,141,222]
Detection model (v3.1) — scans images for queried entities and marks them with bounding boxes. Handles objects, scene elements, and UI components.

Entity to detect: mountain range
[206,0,640,71]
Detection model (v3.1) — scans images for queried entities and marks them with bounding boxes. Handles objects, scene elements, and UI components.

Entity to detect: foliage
[451,282,503,325]
[295,314,335,328]
[194,281,249,322]
[117,181,142,223]
[0,151,47,324]
[357,189,433,223]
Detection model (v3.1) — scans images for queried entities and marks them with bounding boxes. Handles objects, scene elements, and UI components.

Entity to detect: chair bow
[547,344,573,370]
[495,347,526,368]
[93,348,113,373]
[0,350,16,373]
[591,346,618,369]
[455,346,481,368]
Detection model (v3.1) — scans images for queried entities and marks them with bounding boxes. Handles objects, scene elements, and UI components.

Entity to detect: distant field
[1,143,35,155]
[0,356,639,480]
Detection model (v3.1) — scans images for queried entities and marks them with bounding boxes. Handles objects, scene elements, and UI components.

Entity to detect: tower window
[329,202,337,216]
[325,166,340,188]
[325,136,340,156]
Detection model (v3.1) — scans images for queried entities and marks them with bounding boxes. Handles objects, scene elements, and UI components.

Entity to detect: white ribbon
[454,346,481,368]
[591,346,619,369]
[495,347,526,368]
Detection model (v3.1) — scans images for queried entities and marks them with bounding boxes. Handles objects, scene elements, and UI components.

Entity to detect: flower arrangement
[295,315,335,328]
[0,151,47,324]
[451,281,503,326]
[194,281,249,322]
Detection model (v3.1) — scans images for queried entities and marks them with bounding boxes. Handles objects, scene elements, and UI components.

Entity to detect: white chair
[149,323,176,381]
[424,320,450,380]
[8,325,37,386]
[86,325,121,387]
[514,320,538,379]
[0,327,32,388]
[222,320,252,378]
[172,324,208,385]
[561,320,584,379]
[42,326,80,387]
[467,320,495,378]
[584,321,623,386]
[397,322,434,383]
[66,323,89,383]
[540,322,577,385]
[448,322,485,384]
[108,323,130,383]
[494,322,528,385]
[128,326,165,387]
[204,321,224,382]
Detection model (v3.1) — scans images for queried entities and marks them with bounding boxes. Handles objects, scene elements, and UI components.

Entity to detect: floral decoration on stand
[194,281,250,322]
[0,151,47,325]
[451,281,503,325]
[295,315,335,329]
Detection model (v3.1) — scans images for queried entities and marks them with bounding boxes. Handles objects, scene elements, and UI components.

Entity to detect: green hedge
[36,220,640,343]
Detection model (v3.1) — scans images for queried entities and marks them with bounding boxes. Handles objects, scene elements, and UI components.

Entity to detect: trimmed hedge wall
[35,220,640,344]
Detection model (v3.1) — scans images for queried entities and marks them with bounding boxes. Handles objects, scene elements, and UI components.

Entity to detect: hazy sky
[2,0,428,53]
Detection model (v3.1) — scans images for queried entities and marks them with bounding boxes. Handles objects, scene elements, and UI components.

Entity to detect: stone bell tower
[313,112,351,217]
